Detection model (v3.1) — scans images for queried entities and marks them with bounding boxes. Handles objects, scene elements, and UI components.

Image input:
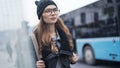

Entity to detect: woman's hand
[69,52,79,64]
[36,60,45,68]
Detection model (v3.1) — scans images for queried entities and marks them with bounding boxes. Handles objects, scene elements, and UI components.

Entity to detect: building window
[94,12,99,22]
[118,5,120,22]
[116,0,120,3]
[107,0,113,3]
[81,13,86,24]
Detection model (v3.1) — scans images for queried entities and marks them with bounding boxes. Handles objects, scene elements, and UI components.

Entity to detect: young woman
[33,0,78,68]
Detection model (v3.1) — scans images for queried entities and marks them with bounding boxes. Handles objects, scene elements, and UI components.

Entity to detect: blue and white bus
[76,1,120,65]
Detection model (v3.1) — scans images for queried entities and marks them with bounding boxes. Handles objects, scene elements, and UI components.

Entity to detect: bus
[76,20,120,65]
[76,1,120,65]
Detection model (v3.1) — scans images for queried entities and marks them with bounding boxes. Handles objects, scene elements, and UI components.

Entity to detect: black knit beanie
[35,0,57,19]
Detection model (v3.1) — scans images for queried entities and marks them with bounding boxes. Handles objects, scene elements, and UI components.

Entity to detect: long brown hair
[34,17,74,56]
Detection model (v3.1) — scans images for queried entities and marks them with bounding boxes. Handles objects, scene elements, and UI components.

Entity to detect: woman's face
[42,5,60,24]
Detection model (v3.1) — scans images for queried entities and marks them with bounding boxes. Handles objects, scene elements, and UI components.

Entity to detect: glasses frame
[43,8,60,15]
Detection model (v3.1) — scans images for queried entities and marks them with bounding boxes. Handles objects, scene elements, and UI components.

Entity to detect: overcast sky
[53,0,99,15]
[25,0,98,26]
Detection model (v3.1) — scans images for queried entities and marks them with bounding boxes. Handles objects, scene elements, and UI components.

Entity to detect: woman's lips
[50,17,57,20]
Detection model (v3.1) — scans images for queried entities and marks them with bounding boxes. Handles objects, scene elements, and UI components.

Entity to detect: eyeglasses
[43,8,60,15]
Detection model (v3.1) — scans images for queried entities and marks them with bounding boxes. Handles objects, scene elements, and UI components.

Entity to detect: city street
[1,49,120,68]
[71,60,120,68]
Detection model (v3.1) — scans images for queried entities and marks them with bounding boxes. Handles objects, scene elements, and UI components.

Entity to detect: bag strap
[31,32,42,60]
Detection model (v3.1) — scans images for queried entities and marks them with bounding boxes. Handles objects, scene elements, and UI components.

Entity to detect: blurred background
[0,0,120,68]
